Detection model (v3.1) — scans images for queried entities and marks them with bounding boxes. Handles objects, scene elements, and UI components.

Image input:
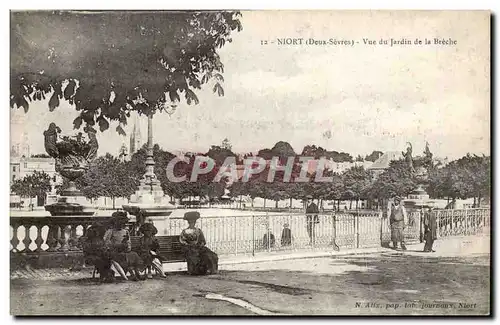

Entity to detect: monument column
[123,111,173,225]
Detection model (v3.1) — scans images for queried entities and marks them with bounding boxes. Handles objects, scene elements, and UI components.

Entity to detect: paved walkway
[11,235,490,315]
[11,235,489,280]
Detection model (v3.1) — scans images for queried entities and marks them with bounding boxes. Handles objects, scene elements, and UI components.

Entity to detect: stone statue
[424,142,433,168]
[402,142,415,173]
[43,122,61,158]
[84,125,98,161]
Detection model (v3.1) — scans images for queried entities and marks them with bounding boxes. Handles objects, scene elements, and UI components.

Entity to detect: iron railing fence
[10,209,490,257]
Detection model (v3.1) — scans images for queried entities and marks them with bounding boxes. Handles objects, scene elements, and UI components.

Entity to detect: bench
[88,235,185,279]
[130,235,185,263]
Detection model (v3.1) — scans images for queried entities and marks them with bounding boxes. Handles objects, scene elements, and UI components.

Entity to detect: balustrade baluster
[46,225,60,252]
[68,225,80,251]
[58,224,70,252]
[22,224,32,252]
[34,225,44,252]
[11,224,20,252]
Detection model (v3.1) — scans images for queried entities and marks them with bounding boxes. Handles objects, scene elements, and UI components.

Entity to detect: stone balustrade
[10,216,112,255]
[10,208,490,269]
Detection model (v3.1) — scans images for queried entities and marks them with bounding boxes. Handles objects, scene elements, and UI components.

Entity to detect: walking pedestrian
[423,207,437,252]
[389,196,407,250]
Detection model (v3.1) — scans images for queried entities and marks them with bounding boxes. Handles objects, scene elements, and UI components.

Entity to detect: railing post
[436,211,441,239]
[252,215,255,256]
[379,210,383,247]
[419,210,423,243]
[267,214,271,253]
[234,216,238,256]
[464,207,468,235]
[356,211,360,249]
[451,209,455,235]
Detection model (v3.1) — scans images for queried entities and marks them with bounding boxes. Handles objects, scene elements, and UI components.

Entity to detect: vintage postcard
[10,10,490,316]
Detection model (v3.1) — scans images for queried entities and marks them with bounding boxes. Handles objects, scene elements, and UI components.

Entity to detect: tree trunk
[337,200,340,210]
[263,198,266,208]
[289,197,292,209]
[349,200,352,210]
[356,199,359,209]
[477,194,481,208]
[275,200,278,208]
[473,196,477,208]
[112,197,116,209]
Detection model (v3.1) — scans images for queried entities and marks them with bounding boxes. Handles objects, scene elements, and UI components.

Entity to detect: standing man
[388,196,407,250]
[306,195,319,245]
[423,207,437,252]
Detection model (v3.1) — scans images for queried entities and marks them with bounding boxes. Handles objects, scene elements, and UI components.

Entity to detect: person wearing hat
[103,211,139,280]
[423,206,437,252]
[388,196,408,250]
[179,211,218,275]
[82,222,114,282]
[138,223,166,278]
[104,211,132,253]
[305,195,320,245]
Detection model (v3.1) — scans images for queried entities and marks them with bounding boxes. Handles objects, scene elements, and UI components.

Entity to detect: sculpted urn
[43,123,98,216]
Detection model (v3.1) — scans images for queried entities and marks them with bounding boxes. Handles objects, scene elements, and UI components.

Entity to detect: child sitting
[138,223,166,279]
[82,222,113,282]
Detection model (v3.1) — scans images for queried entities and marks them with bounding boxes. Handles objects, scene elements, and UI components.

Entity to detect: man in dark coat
[423,207,437,252]
[306,196,320,245]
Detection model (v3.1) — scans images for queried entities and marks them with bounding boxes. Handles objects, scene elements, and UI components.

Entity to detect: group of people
[84,196,437,283]
[389,196,437,253]
[83,210,219,283]
[83,211,167,282]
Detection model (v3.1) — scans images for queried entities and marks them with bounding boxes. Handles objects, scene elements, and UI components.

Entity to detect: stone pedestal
[404,184,433,210]
[45,196,95,216]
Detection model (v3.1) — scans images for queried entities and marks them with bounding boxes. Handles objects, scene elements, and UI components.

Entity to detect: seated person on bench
[179,211,218,275]
[82,222,114,283]
[104,211,145,281]
[137,223,166,278]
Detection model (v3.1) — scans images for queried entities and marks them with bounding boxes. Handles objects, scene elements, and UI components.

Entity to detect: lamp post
[140,112,162,192]
[123,111,173,224]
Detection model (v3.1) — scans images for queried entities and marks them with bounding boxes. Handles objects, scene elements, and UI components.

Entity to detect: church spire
[130,114,142,155]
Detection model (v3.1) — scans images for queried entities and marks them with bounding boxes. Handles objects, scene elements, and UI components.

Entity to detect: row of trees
[11,140,490,210]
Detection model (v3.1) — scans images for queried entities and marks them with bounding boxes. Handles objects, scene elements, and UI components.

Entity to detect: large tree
[11,170,52,206]
[427,154,490,206]
[368,159,416,201]
[11,11,242,134]
[341,166,372,209]
[74,153,137,207]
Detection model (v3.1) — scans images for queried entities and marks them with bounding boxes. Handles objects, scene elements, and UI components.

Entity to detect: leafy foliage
[367,159,416,199]
[71,154,137,201]
[365,150,384,162]
[11,11,242,133]
[11,171,52,200]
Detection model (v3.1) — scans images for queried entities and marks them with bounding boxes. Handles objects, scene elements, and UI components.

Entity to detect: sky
[10,11,490,160]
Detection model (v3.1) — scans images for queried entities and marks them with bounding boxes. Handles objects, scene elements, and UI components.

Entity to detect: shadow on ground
[11,253,490,316]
